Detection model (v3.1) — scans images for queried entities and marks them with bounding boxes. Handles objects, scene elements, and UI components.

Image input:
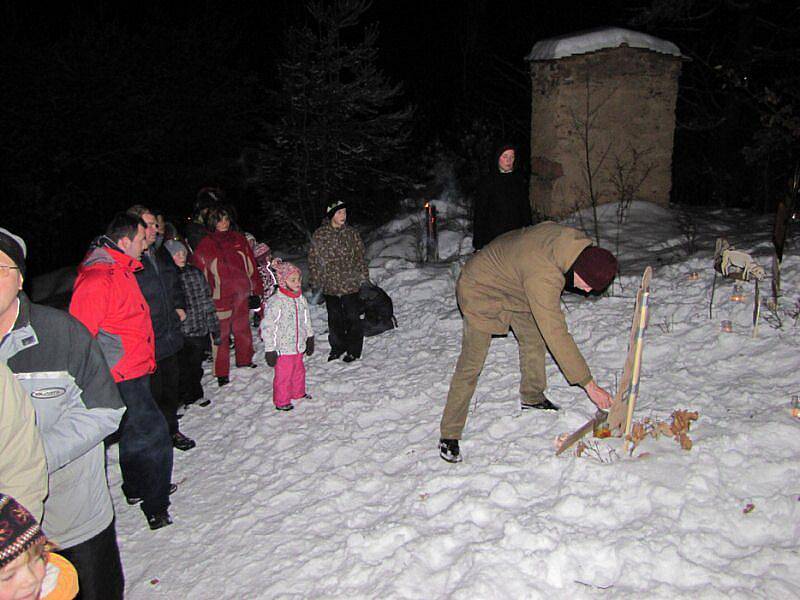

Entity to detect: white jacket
[260,290,314,355]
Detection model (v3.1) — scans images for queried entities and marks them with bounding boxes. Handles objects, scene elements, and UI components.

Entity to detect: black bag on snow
[359,282,397,337]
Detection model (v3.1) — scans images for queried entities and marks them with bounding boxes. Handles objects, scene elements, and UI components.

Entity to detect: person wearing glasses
[0,227,127,598]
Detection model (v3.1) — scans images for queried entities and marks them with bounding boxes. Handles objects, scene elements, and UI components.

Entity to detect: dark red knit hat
[0,494,45,569]
[571,247,618,291]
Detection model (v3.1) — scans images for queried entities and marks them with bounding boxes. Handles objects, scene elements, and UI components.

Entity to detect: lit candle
[721,320,733,333]
[687,271,700,281]
[730,284,745,302]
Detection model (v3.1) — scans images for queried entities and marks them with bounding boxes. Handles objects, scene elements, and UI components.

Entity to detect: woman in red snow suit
[190,207,263,386]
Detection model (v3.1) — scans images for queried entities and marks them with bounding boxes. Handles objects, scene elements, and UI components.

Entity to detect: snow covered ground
[109,193,800,598]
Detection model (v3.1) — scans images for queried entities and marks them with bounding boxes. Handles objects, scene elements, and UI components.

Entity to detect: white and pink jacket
[259,288,314,355]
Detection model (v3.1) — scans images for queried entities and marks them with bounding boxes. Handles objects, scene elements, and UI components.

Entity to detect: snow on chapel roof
[526,27,682,61]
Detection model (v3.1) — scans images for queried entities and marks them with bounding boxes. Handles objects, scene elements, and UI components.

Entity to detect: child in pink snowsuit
[260,261,314,411]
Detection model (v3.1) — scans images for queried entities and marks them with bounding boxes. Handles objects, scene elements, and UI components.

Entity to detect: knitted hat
[571,247,618,291]
[0,494,46,569]
[253,242,270,259]
[0,227,26,277]
[274,261,301,288]
[326,201,347,219]
[164,239,188,257]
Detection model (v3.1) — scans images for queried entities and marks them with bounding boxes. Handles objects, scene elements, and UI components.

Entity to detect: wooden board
[556,266,652,456]
[554,410,608,456]
[606,266,652,440]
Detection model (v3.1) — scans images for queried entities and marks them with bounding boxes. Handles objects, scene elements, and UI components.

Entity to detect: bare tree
[570,76,616,246]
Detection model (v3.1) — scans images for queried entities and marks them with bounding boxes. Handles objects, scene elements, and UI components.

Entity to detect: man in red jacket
[70,213,175,530]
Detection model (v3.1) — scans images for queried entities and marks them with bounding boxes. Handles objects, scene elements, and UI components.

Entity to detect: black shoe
[342,353,359,363]
[275,403,294,411]
[521,397,560,411]
[126,483,178,506]
[217,376,229,387]
[439,438,462,463]
[237,362,257,368]
[198,398,211,407]
[147,511,173,530]
[172,431,196,451]
[327,352,343,362]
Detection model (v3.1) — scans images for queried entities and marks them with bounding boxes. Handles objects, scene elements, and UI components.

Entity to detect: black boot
[439,438,462,463]
[147,510,173,530]
[172,431,196,451]
[521,396,560,411]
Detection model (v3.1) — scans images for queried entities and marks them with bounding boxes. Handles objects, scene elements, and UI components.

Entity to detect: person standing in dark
[1,227,128,594]
[185,187,221,253]
[472,144,533,251]
[191,206,264,386]
[165,239,220,409]
[308,201,370,363]
[127,205,195,452]
[70,213,175,531]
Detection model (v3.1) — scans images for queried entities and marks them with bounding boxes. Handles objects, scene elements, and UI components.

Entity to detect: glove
[212,335,221,347]
[265,351,278,367]
[305,336,315,356]
[248,295,261,310]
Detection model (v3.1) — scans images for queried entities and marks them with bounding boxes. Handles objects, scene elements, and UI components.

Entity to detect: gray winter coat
[0,294,125,549]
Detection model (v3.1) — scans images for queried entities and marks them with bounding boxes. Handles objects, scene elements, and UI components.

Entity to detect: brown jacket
[457,222,593,386]
[308,223,370,296]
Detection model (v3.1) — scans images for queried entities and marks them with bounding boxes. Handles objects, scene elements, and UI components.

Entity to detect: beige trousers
[439,312,547,440]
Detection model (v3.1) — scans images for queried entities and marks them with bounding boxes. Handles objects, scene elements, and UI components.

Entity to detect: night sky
[2,1,797,277]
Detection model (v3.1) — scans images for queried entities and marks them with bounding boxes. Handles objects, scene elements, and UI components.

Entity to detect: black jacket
[135,245,186,361]
[184,221,208,254]
[472,144,533,250]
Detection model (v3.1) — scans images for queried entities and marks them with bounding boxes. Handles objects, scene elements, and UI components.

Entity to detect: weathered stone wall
[530,46,681,217]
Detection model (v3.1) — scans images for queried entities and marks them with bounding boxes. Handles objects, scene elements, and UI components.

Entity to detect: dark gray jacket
[136,245,186,360]
[0,293,125,548]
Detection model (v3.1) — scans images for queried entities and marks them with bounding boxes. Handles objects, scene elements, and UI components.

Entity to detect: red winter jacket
[69,241,156,382]
[191,231,264,310]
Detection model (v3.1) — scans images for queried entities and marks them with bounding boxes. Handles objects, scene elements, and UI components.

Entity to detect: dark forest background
[1,0,798,276]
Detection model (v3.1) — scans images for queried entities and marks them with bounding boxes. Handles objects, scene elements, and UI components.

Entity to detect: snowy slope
[109,197,800,599]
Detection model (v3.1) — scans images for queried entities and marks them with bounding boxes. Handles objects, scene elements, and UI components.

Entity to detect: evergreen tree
[259,0,413,240]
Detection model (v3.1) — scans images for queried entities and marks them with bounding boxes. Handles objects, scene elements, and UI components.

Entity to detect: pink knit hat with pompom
[274,261,301,288]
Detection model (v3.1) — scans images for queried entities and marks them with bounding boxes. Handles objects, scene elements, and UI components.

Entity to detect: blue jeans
[117,375,173,517]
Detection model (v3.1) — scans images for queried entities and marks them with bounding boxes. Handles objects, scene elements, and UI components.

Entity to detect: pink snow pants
[273,353,306,408]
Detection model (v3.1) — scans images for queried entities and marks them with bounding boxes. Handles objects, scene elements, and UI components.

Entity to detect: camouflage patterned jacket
[308,223,369,296]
